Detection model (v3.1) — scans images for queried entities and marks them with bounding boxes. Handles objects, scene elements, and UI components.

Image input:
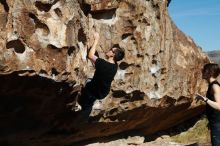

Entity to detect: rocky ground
[73,115,210,146]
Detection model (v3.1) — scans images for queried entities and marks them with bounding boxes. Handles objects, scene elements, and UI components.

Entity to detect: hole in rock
[160,95,177,107]
[136,65,141,68]
[142,18,150,25]
[54,8,62,17]
[29,13,49,34]
[137,54,144,58]
[62,72,71,75]
[112,90,127,98]
[6,39,25,53]
[161,68,167,74]
[130,90,145,101]
[152,73,157,78]
[152,2,159,10]
[154,83,159,90]
[39,69,48,75]
[78,1,91,16]
[152,59,157,64]
[51,68,59,76]
[0,0,9,12]
[151,2,160,19]
[35,1,52,12]
[94,51,100,57]
[35,0,59,12]
[67,46,76,56]
[109,108,118,115]
[119,62,130,70]
[78,28,87,44]
[74,67,79,72]
[120,100,129,104]
[156,14,160,20]
[74,67,80,76]
[90,8,116,20]
[108,116,117,121]
[124,106,129,110]
[130,37,137,44]
[47,44,59,50]
[122,33,132,40]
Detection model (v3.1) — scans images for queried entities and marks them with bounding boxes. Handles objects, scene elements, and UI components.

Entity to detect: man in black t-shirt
[77,32,125,119]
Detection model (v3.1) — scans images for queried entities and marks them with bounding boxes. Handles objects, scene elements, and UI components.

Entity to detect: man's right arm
[88,32,99,63]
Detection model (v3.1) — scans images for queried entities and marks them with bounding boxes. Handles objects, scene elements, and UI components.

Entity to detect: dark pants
[77,85,96,121]
[210,124,220,146]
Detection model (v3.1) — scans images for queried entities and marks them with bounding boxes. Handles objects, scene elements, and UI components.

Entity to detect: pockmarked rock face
[0,0,209,145]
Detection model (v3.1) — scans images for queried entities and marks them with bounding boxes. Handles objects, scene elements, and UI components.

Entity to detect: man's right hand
[195,93,207,103]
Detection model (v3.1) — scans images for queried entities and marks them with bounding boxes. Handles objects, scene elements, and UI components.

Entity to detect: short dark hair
[112,44,125,62]
[202,63,220,79]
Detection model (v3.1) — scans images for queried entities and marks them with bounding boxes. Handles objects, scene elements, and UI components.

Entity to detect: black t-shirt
[87,58,118,99]
[206,80,220,125]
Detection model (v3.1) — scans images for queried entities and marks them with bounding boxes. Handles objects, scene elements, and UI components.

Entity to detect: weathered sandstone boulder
[0,0,209,145]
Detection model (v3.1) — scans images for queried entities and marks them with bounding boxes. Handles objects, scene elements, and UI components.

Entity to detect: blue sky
[168,0,220,52]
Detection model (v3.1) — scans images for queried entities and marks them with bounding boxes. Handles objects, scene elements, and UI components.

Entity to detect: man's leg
[210,125,220,146]
[77,87,96,122]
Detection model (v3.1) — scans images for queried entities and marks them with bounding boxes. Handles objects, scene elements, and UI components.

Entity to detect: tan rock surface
[0,0,209,145]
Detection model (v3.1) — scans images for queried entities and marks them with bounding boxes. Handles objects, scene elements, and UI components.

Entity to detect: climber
[76,32,125,120]
[196,63,220,146]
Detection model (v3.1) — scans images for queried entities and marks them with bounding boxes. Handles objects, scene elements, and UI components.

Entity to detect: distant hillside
[206,50,220,65]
